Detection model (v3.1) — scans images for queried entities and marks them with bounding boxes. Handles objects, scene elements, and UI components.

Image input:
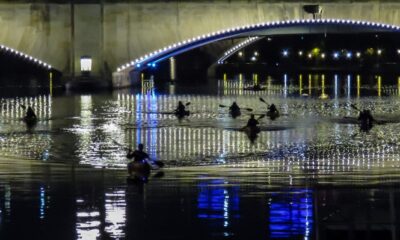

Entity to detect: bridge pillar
[169,57,176,82]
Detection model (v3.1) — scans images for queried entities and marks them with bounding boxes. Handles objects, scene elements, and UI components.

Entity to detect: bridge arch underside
[0,51,62,90]
[122,22,400,88]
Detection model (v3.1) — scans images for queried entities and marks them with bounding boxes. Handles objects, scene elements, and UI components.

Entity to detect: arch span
[0,44,53,71]
[113,18,400,87]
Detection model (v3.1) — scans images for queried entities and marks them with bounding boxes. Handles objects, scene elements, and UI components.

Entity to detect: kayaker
[246,114,259,128]
[229,102,240,112]
[127,143,150,176]
[268,104,279,115]
[26,106,37,119]
[229,102,241,117]
[358,109,374,125]
[175,101,186,113]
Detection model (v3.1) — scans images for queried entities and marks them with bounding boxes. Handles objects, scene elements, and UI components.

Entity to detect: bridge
[1,1,400,87]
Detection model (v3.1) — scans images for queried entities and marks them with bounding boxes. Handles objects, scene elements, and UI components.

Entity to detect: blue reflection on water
[136,94,142,146]
[269,189,313,239]
[39,186,45,220]
[148,93,158,159]
[197,179,239,230]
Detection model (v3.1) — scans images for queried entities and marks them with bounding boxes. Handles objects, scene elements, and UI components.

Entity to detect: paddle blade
[185,102,191,106]
[257,114,266,120]
[259,97,267,104]
[350,104,360,112]
[20,104,27,109]
[219,104,227,108]
[245,108,253,112]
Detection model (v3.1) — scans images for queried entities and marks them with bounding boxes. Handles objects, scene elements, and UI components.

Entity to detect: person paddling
[25,106,37,119]
[246,114,260,129]
[268,104,278,115]
[267,103,279,120]
[358,109,374,130]
[127,143,150,176]
[229,102,241,118]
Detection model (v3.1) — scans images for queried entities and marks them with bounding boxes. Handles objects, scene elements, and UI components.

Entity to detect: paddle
[219,104,253,112]
[259,97,270,107]
[112,140,164,168]
[350,104,361,112]
[349,104,380,125]
[257,114,266,120]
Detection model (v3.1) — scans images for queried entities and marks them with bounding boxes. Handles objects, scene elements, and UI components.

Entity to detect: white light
[321,53,326,59]
[377,49,382,55]
[282,50,289,57]
[254,51,259,56]
[80,56,92,72]
[298,51,303,56]
[251,56,256,61]
[346,52,352,59]
[356,52,361,58]
[333,52,339,59]
[308,53,312,59]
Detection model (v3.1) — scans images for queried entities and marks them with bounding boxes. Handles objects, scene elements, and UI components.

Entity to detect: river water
[1,74,400,239]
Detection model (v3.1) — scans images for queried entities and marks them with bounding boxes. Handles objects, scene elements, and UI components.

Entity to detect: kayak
[266,111,280,120]
[175,110,190,118]
[242,126,261,135]
[23,116,37,126]
[128,161,151,176]
[243,87,266,91]
[229,110,241,118]
[330,117,392,125]
[226,125,294,132]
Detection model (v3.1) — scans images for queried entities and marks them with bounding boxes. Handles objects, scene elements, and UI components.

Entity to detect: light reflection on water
[1,73,400,239]
[1,75,400,175]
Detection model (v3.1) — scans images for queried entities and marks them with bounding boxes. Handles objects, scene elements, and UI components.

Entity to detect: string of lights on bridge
[0,44,52,70]
[216,37,260,64]
[116,18,400,73]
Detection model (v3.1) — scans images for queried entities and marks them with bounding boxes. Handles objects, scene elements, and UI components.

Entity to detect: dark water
[1,73,400,239]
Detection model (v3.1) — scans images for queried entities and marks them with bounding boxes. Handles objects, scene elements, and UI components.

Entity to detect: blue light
[282,50,289,57]
[152,63,156,68]
[333,52,339,59]
[346,52,352,59]
[136,63,141,68]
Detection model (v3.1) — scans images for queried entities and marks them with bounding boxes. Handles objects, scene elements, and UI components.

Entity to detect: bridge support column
[169,57,176,82]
